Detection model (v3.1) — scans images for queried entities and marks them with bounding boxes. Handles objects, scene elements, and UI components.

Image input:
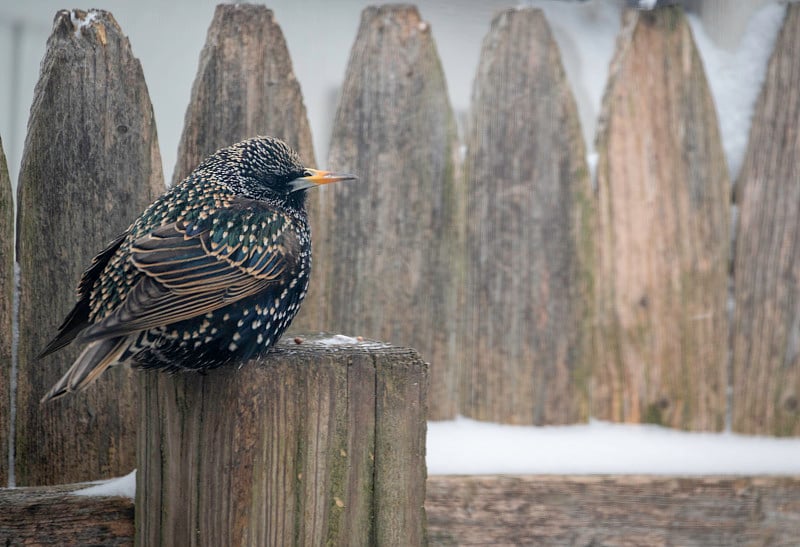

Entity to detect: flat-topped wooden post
[136,334,428,546]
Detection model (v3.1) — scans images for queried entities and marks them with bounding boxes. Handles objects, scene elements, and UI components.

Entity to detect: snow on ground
[427,417,800,475]
[73,417,800,498]
[73,418,800,499]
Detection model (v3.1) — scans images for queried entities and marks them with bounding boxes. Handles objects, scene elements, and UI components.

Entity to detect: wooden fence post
[461,8,593,425]
[136,335,427,546]
[15,9,164,485]
[172,4,315,184]
[732,4,800,436]
[171,3,323,334]
[0,137,12,485]
[592,8,729,431]
[321,5,461,420]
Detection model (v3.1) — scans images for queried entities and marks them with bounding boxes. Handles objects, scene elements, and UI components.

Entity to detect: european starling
[40,136,355,402]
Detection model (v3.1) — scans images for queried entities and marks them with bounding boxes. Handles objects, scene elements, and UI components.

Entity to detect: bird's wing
[38,231,128,358]
[79,200,301,342]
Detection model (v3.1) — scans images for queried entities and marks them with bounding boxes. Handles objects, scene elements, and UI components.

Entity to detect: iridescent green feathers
[80,201,299,342]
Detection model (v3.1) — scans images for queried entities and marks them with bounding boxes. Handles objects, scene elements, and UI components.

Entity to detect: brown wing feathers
[78,215,295,344]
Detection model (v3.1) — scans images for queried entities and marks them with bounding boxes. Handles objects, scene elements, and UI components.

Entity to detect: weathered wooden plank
[0,137,12,486]
[172,4,324,333]
[732,4,800,436]
[373,344,428,546]
[593,8,729,431]
[0,482,134,545]
[15,9,164,486]
[460,8,593,425]
[172,3,315,183]
[136,335,428,546]
[426,475,800,546]
[322,5,461,421]
[5,473,799,546]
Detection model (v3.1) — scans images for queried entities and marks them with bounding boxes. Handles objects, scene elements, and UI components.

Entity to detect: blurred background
[0,0,781,187]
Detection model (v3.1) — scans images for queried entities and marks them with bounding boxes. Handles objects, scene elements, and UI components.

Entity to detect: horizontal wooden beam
[3,474,799,545]
[0,482,134,545]
[426,475,800,545]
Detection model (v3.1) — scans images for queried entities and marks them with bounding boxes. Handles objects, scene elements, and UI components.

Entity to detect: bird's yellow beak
[289,168,358,193]
[302,168,358,185]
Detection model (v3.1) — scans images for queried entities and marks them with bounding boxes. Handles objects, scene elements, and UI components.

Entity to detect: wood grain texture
[426,475,800,546]
[172,3,315,182]
[461,8,593,426]
[136,335,427,546]
[15,9,164,485]
[593,8,729,431]
[0,138,12,486]
[0,482,134,545]
[321,5,462,420]
[3,474,799,546]
[172,4,324,333]
[732,5,800,436]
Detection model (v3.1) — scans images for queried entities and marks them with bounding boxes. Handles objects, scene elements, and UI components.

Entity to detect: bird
[39,136,356,402]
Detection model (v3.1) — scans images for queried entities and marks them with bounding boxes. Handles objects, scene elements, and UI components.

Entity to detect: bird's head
[211,136,356,209]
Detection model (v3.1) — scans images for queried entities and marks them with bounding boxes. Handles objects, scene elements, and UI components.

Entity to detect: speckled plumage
[40,136,355,401]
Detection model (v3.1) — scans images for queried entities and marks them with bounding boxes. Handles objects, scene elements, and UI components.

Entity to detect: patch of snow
[318,334,360,346]
[69,9,98,38]
[73,469,136,498]
[427,417,800,475]
[688,3,786,182]
[65,419,800,501]
[586,152,599,188]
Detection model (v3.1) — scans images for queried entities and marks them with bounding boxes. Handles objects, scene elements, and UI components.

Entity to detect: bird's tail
[41,336,128,403]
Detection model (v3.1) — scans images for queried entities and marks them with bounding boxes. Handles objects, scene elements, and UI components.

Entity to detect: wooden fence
[14,9,163,487]
[593,9,730,431]
[5,474,800,546]
[0,1,799,542]
[462,7,592,426]
[322,5,461,421]
[731,4,800,436]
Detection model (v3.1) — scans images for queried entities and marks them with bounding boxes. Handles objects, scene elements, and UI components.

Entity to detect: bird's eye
[303,169,314,178]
